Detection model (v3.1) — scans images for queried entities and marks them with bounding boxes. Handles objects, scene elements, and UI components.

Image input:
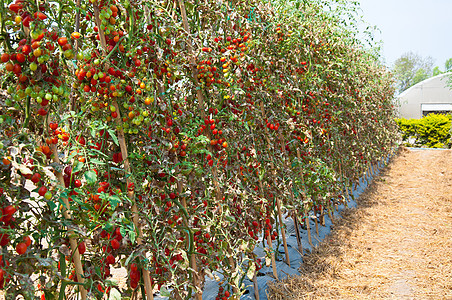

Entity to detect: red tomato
[16,242,27,255]
[23,236,32,247]
[57,37,68,46]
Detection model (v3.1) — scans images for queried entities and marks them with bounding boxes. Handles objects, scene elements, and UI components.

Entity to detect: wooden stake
[257,102,290,271]
[305,213,313,248]
[253,272,260,300]
[314,214,319,236]
[112,103,154,300]
[92,5,154,299]
[266,233,278,280]
[279,133,299,258]
[319,205,325,226]
[49,143,87,300]
[328,207,334,225]
[276,198,290,267]
[292,212,303,254]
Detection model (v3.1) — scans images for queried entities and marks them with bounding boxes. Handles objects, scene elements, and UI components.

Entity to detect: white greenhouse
[397,73,452,119]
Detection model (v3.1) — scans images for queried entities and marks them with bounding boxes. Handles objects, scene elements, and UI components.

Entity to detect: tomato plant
[0,0,397,299]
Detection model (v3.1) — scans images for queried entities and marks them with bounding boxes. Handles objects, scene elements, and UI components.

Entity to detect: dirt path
[269,148,452,300]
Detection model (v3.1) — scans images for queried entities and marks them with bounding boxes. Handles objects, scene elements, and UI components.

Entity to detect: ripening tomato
[106,254,115,265]
[78,241,86,254]
[0,53,9,63]
[38,186,47,197]
[16,242,27,255]
[57,37,68,47]
[2,205,17,223]
[23,236,32,247]
[111,238,120,250]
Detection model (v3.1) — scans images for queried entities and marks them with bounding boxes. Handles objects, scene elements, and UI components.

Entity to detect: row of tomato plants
[0,0,397,299]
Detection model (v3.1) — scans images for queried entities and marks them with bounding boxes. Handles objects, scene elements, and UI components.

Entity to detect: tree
[445,58,452,72]
[433,66,443,76]
[392,52,434,93]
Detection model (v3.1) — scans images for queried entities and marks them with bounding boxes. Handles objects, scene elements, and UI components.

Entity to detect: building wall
[397,73,452,119]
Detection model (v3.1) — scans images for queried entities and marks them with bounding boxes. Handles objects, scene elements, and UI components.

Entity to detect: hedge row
[396,114,451,148]
[0,0,397,299]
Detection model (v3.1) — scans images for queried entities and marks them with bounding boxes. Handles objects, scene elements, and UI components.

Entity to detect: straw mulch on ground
[268,148,452,300]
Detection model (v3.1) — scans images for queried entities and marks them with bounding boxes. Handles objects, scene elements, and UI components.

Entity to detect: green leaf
[84,170,97,185]
[108,194,121,209]
[90,158,106,165]
[47,200,57,211]
[129,230,136,244]
[160,286,171,297]
[107,129,119,146]
[72,161,84,173]
[60,254,67,278]
[103,222,114,233]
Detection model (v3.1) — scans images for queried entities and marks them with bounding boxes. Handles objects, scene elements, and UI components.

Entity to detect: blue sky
[358,0,452,69]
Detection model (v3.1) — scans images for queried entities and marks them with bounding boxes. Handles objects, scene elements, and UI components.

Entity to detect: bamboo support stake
[175,156,202,300]
[49,143,87,300]
[111,105,154,300]
[266,233,278,280]
[93,5,154,299]
[177,1,225,297]
[292,212,303,254]
[319,205,325,226]
[258,102,290,269]
[181,196,202,300]
[314,213,319,236]
[258,179,278,280]
[278,133,296,262]
[253,272,260,300]
[328,207,334,225]
[276,198,290,267]
[305,210,313,247]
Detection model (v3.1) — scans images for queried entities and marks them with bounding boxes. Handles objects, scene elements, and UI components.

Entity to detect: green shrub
[396,114,452,148]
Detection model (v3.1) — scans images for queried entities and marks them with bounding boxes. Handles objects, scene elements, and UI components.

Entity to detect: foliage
[392,51,434,94]
[396,114,452,148]
[0,0,398,299]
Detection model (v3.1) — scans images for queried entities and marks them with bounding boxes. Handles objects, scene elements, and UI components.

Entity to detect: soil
[268,148,452,300]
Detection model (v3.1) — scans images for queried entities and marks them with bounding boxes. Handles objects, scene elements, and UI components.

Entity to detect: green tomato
[45,93,52,100]
[36,97,42,104]
[44,191,52,200]
[30,62,38,71]
[64,49,74,59]
[30,30,39,40]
